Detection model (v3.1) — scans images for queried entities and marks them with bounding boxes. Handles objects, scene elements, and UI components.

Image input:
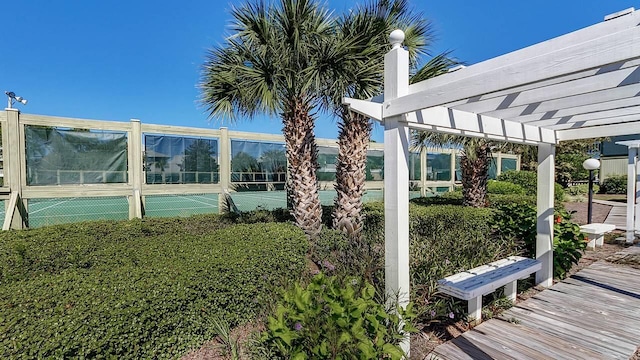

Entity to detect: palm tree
[200,0,334,237]
[326,0,456,237]
[412,132,496,208]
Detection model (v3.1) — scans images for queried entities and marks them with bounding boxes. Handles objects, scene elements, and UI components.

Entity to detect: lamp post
[583,158,601,224]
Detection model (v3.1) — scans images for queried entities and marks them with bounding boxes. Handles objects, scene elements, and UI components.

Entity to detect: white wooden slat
[438,257,541,300]
[557,121,640,141]
[548,113,640,130]
[386,23,640,118]
[528,105,640,127]
[463,63,640,117]
[448,57,640,114]
[477,83,640,121]
[512,97,640,124]
[405,107,556,144]
[409,10,640,94]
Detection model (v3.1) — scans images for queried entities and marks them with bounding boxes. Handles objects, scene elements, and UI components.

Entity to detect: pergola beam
[384,13,640,118]
[342,97,383,121]
[404,106,557,144]
[558,121,640,141]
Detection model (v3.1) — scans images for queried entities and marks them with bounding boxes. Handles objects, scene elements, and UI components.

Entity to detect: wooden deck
[430,260,640,360]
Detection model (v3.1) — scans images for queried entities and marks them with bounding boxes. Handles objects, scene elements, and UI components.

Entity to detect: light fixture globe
[582,158,601,171]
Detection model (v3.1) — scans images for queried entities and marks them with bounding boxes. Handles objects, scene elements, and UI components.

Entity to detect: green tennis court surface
[19,190,423,228]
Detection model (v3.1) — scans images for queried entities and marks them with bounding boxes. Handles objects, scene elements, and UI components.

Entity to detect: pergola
[344,7,640,353]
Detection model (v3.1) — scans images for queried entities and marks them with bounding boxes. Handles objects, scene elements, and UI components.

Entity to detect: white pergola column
[635,154,640,236]
[627,148,637,243]
[536,143,555,287]
[383,31,410,356]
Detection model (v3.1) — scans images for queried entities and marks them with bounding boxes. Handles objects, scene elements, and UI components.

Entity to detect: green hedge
[498,170,565,202]
[0,219,308,359]
[599,175,627,194]
[487,180,525,195]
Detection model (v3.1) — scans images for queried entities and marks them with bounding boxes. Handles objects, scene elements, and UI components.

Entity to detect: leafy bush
[309,228,383,285]
[0,219,308,359]
[566,183,599,196]
[553,209,587,279]
[360,202,518,322]
[260,273,416,359]
[497,170,565,202]
[491,203,586,279]
[487,180,525,195]
[498,170,537,193]
[408,205,519,321]
[410,192,463,206]
[599,175,627,194]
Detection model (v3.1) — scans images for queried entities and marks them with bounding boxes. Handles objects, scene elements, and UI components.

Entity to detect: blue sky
[1,1,635,142]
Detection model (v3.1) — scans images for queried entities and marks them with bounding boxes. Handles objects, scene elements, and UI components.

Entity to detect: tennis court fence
[0,110,519,229]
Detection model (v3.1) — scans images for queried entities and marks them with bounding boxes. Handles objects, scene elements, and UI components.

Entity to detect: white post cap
[389,29,405,49]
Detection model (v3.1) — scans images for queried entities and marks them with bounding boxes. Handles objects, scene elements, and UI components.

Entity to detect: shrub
[309,228,383,285]
[260,273,416,359]
[566,183,599,196]
[498,170,565,202]
[498,170,537,193]
[491,203,586,279]
[408,205,517,320]
[599,175,627,194]
[0,220,308,359]
[553,209,587,279]
[487,180,525,195]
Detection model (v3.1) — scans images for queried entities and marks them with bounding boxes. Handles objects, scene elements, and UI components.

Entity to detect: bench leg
[595,234,605,247]
[468,297,482,324]
[504,280,517,303]
[586,235,596,250]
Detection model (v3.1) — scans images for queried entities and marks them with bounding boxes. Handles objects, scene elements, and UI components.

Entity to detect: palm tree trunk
[461,143,491,208]
[333,112,371,238]
[282,97,322,237]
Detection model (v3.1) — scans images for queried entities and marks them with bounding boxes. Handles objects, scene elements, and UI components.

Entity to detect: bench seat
[438,256,541,323]
[579,223,616,249]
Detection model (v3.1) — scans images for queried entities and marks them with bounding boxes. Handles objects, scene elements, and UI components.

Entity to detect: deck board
[430,260,640,359]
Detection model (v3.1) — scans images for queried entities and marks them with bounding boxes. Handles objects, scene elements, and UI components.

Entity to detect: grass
[593,194,627,202]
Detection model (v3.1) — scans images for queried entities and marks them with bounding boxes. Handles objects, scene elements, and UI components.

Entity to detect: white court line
[29,198,78,215]
[232,194,287,203]
[30,211,127,218]
[176,195,217,207]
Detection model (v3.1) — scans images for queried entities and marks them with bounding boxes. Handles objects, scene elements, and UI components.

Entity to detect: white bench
[438,256,541,323]
[579,223,616,250]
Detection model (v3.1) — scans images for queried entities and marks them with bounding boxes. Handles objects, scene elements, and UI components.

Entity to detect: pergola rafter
[344,7,640,356]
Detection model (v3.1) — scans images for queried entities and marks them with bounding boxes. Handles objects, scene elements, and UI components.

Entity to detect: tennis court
[26,194,220,228]
[18,189,425,228]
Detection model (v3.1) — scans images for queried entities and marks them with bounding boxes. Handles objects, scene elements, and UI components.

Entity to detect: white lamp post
[583,158,601,224]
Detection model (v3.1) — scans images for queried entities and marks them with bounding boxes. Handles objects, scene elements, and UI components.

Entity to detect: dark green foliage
[498,170,537,193]
[487,180,525,195]
[356,202,516,323]
[412,192,536,208]
[309,228,384,285]
[491,203,586,279]
[553,209,588,279]
[566,183,599,196]
[0,219,308,359]
[487,193,537,207]
[261,274,416,359]
[497,170,565,202]
[408,205,517,322]
[410,192,463,206]
[599,175,627,194]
